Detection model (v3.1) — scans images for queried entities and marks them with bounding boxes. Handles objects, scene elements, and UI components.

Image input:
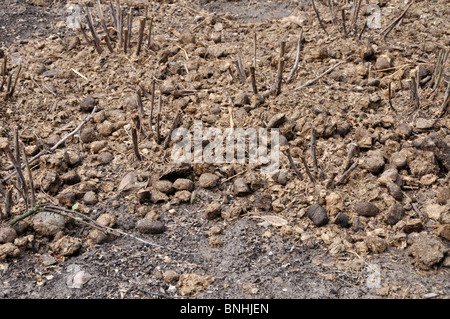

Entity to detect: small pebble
[307,205,329,227]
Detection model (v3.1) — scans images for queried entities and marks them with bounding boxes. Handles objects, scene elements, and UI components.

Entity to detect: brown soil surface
[0,0,449,299]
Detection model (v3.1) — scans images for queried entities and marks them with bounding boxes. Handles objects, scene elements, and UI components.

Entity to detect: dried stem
[327,0,335,25]
[2,145,29,209]
[310,127,318,173]
[286,147,303,179]
[127,7,133,49]
[439,80,450,117]
[156,96,162,144]
[236,54,247,83]
[147,17,154,49]
[294,61,343,90]
[341,7,347,38]
[335,162,358,186]
[136,18,145,56]
[79,21,92,46]
[21,144,36,207]
[409,69,420,111]
[3,104,97,183]
[253,33,257,68]
[388,81,396,111]
[108,1,117,29]
[301,153,315,183]
[343,143,357,172]
[85,7,103,53]
[250,66,258,94]
[97,0,114,53]
[381,1,414,39]
[274,40,286,96]
[149,79,155,131]
[286,30,303,84]
[358,20,367,40]
[132,127,142,161]
[350,0,362,35]
[163,111,183,149]
[311,0,329,36]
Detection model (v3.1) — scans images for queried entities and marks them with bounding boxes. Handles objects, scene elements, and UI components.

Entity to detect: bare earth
[0,0,449,300]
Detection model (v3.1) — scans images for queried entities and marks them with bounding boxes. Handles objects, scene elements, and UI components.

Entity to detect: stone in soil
[173,178,194,191]
[407,233,446,269]
[0,243,20,261]
[136,219,165,234]
[403,219,424,233]
[0,227,17,244]
[79,96,96,112]
[61,170,81,185]
[233,177,250,196]
[198,173,219,188]
[385,203,405,225]
[80,126,98,144]
[83,191,98,205]
[387,182,403,201]
[354,202,379,217]
[153,180,174,194]
[205,202,222,220]
[31,211,66,237]
[334,212,351,228]
[50,236,82,256]
[365,236,387,254]
[307,205,329,227]
[163,270,180,284]
[178,273,214,296]
[96,213,116,228]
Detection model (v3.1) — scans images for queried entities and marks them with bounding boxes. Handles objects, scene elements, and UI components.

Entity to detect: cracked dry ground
[0,0,449,299]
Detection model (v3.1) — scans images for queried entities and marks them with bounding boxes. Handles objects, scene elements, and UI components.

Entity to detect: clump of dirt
[0,0,449,299]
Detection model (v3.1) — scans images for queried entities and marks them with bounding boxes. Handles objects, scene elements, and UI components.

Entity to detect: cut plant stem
[350,0,362,35]
[85,7,103,53]
[301,153,315,183]
[21,144,36,207]
[286,147,303,179]
[341,7,347,37]
[409,69,420,111]
[109,0,117,29]
[79,21,92,46]
[310,127,318,173]
[294,61,343,90]
[136,18,145,56]
[149,79,155,131]
[286,30,303,84]
[156,96,162,144]
[97,0,114,52]
[127,7,133,49]
[439,80,450,117]
[358,20,367,40]
[236,54,246,83]
[343,143,357,172]
[163,111,183,149]
[147,17,153,49]
[381,1,414,39]
[253,33,257,68]
[335,162,358,186]
[311,0,329,36]
[388,81,395,111]
[132,127,142,161]
[274,40,286,96]
[2,144,29,209]
[250,66,258,94]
